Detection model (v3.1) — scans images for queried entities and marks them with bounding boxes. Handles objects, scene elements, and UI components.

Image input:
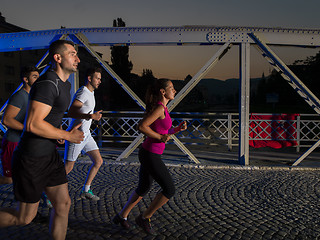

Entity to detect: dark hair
[145,78,171,115]
[48,39,75,62]
[20,65,39,81]
[86,67,102,79]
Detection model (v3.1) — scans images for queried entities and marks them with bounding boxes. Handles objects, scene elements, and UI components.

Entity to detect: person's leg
[64,139,81,175]
[143,193,169,219]
[0,176,12,184]
[0,139,16,185]
[134,151,175,236]
[120,149,154,218]
[141,154,175,219]
[64,160,75,175]
[0,201,39,227]
[45,183,71,240]
[113,190,143,229]
[113,149,152,229]
[119,191,143,218]
[83,149,103,186]
[80,137,102,200]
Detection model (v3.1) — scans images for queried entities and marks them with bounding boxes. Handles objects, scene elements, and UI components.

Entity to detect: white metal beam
[292,139,320,166]
[239,43,251,165]
[171,135,200,164]
[1,26,320,52]
[116,133,144,161]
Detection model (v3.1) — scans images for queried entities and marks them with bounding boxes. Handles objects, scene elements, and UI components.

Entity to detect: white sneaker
[80,189,100,201]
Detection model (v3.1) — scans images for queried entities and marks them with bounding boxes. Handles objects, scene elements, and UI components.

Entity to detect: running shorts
[12,149,68,203]
[64,134,99,162]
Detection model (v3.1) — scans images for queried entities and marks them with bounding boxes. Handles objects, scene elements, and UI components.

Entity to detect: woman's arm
[168,121,187,134]
[138,105,170,143]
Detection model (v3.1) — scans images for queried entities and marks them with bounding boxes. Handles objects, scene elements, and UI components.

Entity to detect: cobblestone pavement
[0,154,320,240]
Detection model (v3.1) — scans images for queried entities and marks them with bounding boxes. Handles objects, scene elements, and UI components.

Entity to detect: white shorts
[64,133,99,162]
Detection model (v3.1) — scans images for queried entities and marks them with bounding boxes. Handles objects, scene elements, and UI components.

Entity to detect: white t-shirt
[69,86,95,134]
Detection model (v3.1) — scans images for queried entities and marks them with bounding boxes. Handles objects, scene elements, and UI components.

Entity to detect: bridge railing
[66,112,320,152]
[1,112,319,152]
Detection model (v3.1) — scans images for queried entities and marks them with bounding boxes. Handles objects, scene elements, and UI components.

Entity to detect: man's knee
[53,196,71,216]
[88,150,103,168]
[94,157,103,168]
[64,161,75,174]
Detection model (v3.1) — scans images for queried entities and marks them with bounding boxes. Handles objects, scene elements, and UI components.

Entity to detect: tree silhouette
[136,69,156,101]
[110,18,133,82]
[109,18,135,109]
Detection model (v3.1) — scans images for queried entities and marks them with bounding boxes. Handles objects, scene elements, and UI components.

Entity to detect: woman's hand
[178,121,187,131]
[160,134,171,143]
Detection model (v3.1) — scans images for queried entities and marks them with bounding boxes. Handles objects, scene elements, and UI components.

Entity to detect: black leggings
[136,147,175,199]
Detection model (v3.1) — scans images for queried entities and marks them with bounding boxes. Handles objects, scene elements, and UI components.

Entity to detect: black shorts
[12,149,68,203]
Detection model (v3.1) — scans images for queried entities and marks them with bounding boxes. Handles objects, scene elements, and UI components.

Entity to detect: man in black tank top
[0,40,84,240]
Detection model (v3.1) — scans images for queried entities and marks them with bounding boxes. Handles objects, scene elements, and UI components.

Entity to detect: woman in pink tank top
[113,79,187,235]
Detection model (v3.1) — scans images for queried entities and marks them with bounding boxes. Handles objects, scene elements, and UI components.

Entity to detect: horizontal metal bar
[1,26,320,52]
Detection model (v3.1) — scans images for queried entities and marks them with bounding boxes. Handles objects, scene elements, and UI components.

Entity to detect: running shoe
[113,213,131,229]
[46,198,53,208]
[80,189,100,201]
[135,214,156,235]
[41,193,53,208]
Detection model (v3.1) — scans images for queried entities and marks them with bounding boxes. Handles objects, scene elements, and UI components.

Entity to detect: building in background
[0,12,106,108]
[0,12,47,105]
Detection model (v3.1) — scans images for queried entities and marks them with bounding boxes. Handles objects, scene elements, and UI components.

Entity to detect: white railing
[64,112,320,152]
[1,112,319,152]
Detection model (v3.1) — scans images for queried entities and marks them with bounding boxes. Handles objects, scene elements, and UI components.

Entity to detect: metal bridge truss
[1,26,320,165]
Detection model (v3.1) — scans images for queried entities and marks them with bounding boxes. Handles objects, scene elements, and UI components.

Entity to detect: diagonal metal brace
[292,139,320,166]
[70,33,146,110]
[116,133,144,161]
[171,135,200,164]
[249,32,320,114]
[249,32,320,166]
[168,43,232,112]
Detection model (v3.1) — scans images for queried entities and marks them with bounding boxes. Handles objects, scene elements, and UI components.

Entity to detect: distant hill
[171,77,262,111]
[197,77,262,96]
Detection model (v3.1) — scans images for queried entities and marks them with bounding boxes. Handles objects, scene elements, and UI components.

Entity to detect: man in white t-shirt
[64,67,103,200]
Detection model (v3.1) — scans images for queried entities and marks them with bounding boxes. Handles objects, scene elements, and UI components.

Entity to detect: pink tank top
[142,102,172,154]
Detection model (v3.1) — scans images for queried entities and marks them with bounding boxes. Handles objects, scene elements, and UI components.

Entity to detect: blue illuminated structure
[1,26,320,165]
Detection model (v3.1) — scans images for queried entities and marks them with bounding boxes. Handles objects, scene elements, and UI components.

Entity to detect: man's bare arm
[67,99,102,120]
[2,105,24,131]
[26,100,84,143]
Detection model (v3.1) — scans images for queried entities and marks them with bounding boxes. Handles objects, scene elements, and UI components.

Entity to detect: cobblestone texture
[0,159,320,240]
